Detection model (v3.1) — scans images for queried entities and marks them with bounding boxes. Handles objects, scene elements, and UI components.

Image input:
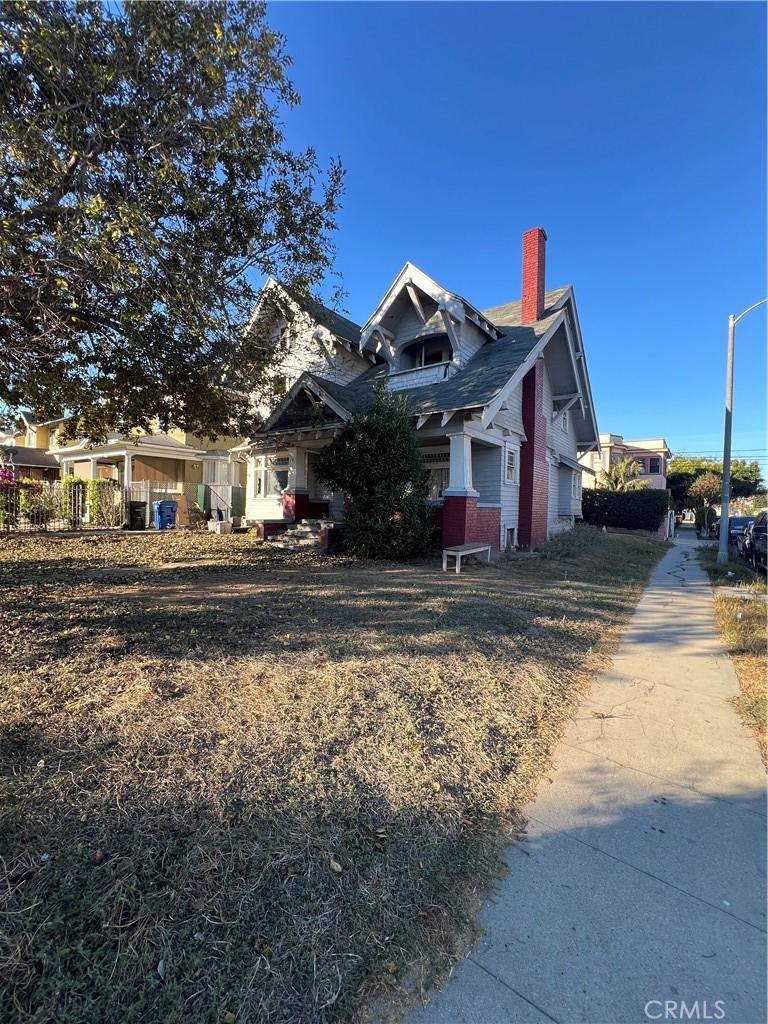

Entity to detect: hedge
[581,488,670,531]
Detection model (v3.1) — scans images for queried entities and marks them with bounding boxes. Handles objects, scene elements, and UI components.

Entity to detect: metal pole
[716,314,735,564]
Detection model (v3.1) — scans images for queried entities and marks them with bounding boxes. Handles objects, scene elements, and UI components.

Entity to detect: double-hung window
[505,446,518,485]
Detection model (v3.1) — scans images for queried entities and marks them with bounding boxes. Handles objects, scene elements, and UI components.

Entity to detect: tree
[0,1,343,440]
[687,471,721,536]
[599,456,648,491]
[315,387,434,559]
[667,457,765,509]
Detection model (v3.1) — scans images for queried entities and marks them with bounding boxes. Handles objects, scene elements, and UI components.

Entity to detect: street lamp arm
[733,297,768,325]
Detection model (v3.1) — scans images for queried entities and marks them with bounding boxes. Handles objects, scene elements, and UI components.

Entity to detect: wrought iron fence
[0,480,129,533]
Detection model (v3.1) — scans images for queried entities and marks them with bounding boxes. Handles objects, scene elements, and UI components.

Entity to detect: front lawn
[697,545,767,764]
[0,527,664,1024]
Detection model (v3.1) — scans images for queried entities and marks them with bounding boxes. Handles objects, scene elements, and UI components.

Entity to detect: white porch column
[444,432,479,497]
[123,453,133,488]
[88,458,99,480]
[287,447,309,492]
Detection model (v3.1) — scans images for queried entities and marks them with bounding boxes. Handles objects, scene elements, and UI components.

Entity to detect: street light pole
[717,298,768,565]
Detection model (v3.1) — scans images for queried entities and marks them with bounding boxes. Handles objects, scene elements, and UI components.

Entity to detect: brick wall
[281,491,310,521]
[518,359,549,548]
[442,496,501,548]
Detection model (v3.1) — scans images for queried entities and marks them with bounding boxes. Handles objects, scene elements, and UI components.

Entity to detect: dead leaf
[329,858,343,874]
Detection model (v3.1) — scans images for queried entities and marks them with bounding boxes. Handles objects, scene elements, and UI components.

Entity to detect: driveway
[406,531,767,1024]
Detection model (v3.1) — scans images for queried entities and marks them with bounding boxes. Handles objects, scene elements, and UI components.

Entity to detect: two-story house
[580,434,671,490]
[240,228,600,550]
[0,411,63,480]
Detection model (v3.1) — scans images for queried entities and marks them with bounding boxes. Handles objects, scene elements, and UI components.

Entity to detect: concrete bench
[442,543,492,574]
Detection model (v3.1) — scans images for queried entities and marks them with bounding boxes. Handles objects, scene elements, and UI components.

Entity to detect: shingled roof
[302,296,362,346]
[256,285,574,436]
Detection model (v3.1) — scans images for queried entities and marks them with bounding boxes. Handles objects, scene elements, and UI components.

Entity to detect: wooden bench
[442,543,492,574]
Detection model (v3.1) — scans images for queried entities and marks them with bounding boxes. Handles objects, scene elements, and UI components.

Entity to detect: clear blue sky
[267,1,767,473]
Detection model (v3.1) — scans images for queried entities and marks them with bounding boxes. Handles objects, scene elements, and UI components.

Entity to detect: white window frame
[571,471,581,499]
[504,445,519,485]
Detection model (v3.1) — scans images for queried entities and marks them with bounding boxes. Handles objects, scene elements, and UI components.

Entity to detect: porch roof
[50,433,207,461]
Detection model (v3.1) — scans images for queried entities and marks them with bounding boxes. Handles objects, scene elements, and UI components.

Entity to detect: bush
[315,386,434,559]
[581,488,670,531]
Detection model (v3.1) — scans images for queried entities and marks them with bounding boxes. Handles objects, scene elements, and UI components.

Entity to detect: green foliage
[18,478,56,526]
[695,505,717,536]
[60,476,85,527]
[85,477,120,527]
[599,456,648,491]
[687,471,721,509]
[582,488,670,531]
[667,457,764,509]
[0,1,343,440]
[315,387,434,559]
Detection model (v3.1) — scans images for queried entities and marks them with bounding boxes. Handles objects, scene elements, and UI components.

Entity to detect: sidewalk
[406,533,767,1024]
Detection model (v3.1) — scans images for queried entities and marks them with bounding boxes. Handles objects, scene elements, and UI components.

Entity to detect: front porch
[245,429,509,551]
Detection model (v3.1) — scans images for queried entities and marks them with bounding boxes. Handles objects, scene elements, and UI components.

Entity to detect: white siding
[457,320,488,364]
[472,445,501,504]
[493,381,525,438]
[543,363,578,538]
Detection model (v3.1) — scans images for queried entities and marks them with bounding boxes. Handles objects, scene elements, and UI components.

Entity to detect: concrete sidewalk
[406,532,767,1024]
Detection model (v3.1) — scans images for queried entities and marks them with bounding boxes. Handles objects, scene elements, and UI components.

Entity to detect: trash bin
[151,500,178,531]
[128,501,147,531]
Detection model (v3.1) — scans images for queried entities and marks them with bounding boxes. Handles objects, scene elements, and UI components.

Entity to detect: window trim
[504,445,519,485]
[561,411,568,433]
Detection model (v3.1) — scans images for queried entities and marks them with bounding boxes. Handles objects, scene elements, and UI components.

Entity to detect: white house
[239,228,600,549]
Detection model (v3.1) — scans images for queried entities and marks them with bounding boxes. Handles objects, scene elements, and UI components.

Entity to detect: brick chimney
[521,227,547,324]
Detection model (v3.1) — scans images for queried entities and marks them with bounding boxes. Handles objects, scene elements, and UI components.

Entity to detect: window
[278,326,292,352]
[506,526,517,550]
[561,411,568,432]
[266,456,290,495]
[649,456,661,474]
[571,471,581,498]
[635,458,646,473]
[422,451,450,500]
[505,446,518,484]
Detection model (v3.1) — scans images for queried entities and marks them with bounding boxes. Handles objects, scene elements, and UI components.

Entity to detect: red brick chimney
[521,227,547,324]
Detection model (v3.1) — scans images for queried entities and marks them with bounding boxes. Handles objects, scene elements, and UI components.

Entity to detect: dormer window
[401,334,452,370]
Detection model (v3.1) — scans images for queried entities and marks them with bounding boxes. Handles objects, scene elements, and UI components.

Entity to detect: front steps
[265,518,334,551]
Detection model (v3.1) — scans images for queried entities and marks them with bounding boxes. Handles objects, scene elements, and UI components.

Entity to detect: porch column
[442,432,480,547]
[443,432,478,497]
[123,453,133,488]
[88,458,99,480]
[282,446,310,521]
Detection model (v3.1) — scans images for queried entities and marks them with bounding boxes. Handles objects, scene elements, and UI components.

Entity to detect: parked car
[722,515,755,546]
[737,521,754,560]
[749,511,767,573]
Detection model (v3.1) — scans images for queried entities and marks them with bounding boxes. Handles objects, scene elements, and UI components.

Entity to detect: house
[240,228,600,550]
[0,411,63,480]
[580,434,671,490]
[48,426,247,522]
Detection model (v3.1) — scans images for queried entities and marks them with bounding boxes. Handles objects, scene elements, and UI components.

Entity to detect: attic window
[401,334,452,370]
[278,326,292,352]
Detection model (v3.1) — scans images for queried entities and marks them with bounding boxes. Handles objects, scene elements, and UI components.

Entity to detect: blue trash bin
[152,500,177,530]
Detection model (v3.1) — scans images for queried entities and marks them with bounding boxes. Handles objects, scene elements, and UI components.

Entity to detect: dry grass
[698,545,767,765]
[0,527,664,1024]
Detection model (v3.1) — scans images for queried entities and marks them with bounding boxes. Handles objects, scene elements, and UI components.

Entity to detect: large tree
[0,0,343,439]
[667,457,764,509]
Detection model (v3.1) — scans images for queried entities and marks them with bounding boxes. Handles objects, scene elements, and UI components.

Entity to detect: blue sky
[267,1,766,473]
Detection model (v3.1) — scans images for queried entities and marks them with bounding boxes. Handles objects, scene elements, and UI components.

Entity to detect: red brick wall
[521,227,547,324]
[442,496,501,548]
[282,491,310,521]
[518,359,549,549]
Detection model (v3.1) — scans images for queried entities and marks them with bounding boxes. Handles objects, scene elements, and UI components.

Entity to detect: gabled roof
[482,286,571,327]
[249,277,366,350]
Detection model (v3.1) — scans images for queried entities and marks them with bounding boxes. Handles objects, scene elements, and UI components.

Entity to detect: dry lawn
[698,546,767,765]
[0,527,664,1024]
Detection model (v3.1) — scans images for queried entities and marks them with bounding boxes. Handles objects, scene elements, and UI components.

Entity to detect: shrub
[315,386,434,559]
[18,479,55,527]
[581,488,670,531]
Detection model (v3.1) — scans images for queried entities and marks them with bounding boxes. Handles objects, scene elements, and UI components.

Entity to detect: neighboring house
[580,434,671,490]
[0,411,63,480]
[240,228,600,550]
[49,425,247,521]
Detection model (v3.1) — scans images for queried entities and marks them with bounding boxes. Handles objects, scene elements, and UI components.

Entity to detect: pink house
[580,434,671,490]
